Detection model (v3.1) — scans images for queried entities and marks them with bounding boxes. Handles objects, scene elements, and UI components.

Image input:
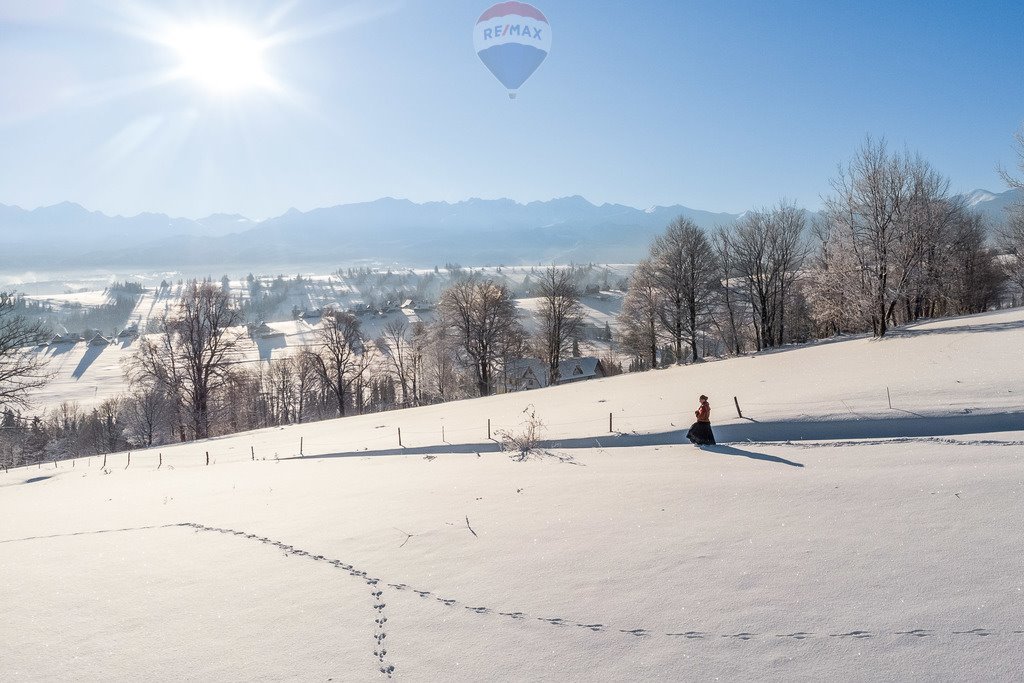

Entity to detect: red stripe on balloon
[477,2,548,24]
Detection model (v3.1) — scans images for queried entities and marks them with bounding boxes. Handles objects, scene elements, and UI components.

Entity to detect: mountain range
[1,189,1019,270]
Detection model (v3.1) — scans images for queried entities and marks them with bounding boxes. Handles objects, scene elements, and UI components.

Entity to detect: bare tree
[535,266,584,382]
[729,202,807,349]
[421,320,459,402]
[306,311,370,417]
[943,212,1005,314]
[88,398,126,454]
[0,292,51,410]
[380,319,416,407]
[438,276,522,396]
[122,386,169,447]
[649,217,719,362]
[617,260,661,370]
[711,227,744,355]
[998,210,1024,301]
[124,281,244,440]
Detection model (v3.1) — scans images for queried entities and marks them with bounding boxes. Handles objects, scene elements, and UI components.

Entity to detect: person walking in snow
[686,394,716,446]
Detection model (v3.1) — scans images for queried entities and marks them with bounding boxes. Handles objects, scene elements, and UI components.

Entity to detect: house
[554,357,606,384]
[88,333,112,347]
[251,322,285,339]
[506,358,548,391]
[50,332,82,345]
[505,356,606,391]
[117,323,139,339]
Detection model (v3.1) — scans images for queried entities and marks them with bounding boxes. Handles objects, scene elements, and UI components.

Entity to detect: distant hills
[1,189,1019,270]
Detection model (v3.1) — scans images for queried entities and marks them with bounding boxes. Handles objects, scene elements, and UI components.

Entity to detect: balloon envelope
[474,2,551,97]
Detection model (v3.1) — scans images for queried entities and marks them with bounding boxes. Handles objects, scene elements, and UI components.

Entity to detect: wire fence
[3,383,1011,475]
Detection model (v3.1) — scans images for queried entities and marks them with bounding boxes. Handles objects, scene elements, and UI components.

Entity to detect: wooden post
[886,386,892,409]
[205,451,209,466]
[102,453,107,469]
[72,459,76,468]
[609,412,613,433]
[442,425,445,442]
[734,396,743,419]
[158,453,162,469]
[398,427,403,447]
[251,445,255,461]
[125,452,131,469]
[300,437,303,456]
[487,419,491,440]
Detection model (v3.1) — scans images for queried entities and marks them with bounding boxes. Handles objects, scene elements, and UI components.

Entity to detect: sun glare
[166,23,271,95]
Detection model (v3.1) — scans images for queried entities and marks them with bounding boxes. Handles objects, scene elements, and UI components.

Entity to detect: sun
[164,23,272,96]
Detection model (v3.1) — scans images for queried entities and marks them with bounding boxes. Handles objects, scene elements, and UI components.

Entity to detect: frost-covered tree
[617,260,661,370]
[438,276,522,397]
[816,137,960,337]
[998,128,1024,301]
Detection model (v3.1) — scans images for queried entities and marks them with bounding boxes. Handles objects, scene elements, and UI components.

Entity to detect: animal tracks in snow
[4,522,1019,675]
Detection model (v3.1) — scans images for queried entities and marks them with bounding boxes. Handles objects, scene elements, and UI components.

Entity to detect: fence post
[205,451,209,466]
[102,453,107,469]
[442,425,445,442]
[300,437,303,456]
[886,386,892,409]
[251,445,255,461]
[487,419,491,440]
[734,396,743,419]
[158,453,162,469]
[609,412,613,433]
[398,427,403,447]
[125,452,131,469]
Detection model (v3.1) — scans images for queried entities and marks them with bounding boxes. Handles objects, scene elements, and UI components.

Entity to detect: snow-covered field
[3,308,1024,680]
[22,292,619,413]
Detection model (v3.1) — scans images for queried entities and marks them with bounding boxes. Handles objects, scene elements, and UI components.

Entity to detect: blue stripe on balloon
[477,43,547,91]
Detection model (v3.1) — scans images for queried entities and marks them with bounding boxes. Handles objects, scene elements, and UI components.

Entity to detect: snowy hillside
[2,308,1023,679]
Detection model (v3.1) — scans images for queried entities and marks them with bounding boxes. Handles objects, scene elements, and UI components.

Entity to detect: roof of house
[556,357,603,381]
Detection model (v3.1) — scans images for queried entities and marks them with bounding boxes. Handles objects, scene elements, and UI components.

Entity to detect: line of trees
[0,267,591,465]
[617,136,1018,371]
[3,136,1023,467]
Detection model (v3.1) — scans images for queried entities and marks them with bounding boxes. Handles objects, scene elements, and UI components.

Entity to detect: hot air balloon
[473,2,551,99]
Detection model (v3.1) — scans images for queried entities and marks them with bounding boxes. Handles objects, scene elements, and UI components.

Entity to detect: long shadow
[287,410,1024,466]
[289,431,802,467]
[46,342,76,357]
[72,344,105,379]
[892,317,1024,338]
[715,411,1024,442]
[255,336,288,361]
[699,444,804,467]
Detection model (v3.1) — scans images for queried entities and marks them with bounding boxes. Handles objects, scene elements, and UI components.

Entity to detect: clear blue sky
[1,0,1022,219]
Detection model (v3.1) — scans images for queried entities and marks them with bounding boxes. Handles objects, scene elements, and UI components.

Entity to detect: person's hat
[699,394,708,401]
